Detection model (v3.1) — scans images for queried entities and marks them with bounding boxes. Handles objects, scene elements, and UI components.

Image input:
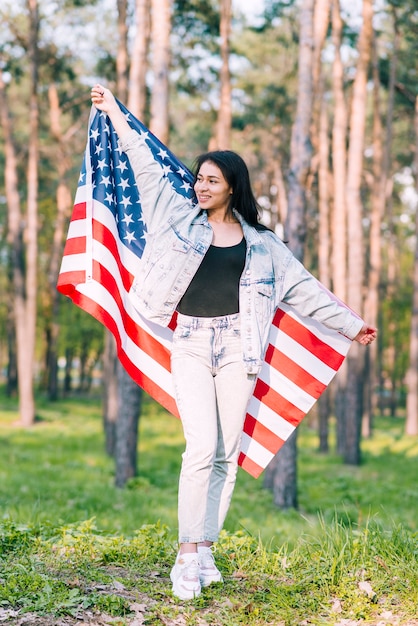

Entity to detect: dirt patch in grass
[2,605,418,626]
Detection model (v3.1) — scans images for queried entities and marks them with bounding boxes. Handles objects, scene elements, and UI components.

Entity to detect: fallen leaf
[112,580,125,591]
[331,599,343,613]
[358,580,376,598]
[129,602,147,613]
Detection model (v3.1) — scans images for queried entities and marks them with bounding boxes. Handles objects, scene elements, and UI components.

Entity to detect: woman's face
[194,161,232,214]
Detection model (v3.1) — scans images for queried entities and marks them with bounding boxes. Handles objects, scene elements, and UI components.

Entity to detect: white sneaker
[170,554,201,600]
[198,546,223,587]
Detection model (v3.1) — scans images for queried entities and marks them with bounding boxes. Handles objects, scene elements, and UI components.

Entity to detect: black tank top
[177,238,246,317]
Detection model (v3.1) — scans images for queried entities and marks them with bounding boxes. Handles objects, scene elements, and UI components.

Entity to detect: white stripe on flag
[240,432,275,468]
[269,326,340,384]
[76,280,175,398]
[246,395,297,440]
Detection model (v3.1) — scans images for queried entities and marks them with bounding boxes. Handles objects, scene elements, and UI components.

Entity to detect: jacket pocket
[254,280,274,321]
[256,282,273,298]
[172,238,192,254]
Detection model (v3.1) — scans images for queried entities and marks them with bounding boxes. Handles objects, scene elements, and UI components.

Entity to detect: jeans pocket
[173,324,192,341]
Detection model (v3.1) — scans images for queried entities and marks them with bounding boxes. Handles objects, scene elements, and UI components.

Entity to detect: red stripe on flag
[237,452,264,479]
[71,202,87,220]
[92,219,134,292]
[62,236,87,256]
[70,288,179,418]
[273,308,344,370]
[57,270,86,294]
[264,344,326,399]
[91,260,172,373]
[243,413,285,454]
[253,378,305,427]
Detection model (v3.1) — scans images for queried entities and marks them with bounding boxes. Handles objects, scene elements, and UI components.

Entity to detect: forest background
[0,0,418,624]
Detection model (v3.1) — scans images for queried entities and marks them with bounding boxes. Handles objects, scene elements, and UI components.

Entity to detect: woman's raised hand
[90,84,118,114]
[90,84,131,138]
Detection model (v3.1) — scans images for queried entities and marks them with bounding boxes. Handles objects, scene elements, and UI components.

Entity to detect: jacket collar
[233,210,264,246]
[192,208,265,247]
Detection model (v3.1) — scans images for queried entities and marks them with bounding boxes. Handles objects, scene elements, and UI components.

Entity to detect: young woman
[90,85,377,601]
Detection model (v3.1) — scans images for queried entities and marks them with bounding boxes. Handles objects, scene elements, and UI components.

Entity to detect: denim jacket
[120,130,364,375]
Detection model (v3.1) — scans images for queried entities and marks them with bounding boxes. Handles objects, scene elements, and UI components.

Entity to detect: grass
[0,388,417,624]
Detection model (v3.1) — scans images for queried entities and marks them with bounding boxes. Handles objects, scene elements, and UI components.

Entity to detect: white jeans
[171,313,256,544]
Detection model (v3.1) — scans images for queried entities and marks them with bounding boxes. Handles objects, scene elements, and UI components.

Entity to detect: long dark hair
[193,150,268,231]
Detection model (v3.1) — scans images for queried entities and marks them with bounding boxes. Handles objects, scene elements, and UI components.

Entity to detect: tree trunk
[363,22,397,435]
[265,0,315,508]
[6,306,17,397]
[117,0,129,103]
[405,95,418,437]
[102,0,147,485]
[128,0,151,119]
[311,0,331,157]
[22,0,40,426]
[344,0,373,465]
[317,97,331,451]
[149,0,171,143]
[210,0,232,150]
[102,331,119,456]
[46,83,75,400]
[285,0,314,260]
[331,0,348,454]
[0,4,39,426]
[318,389,330,453]
[115,363,143,487]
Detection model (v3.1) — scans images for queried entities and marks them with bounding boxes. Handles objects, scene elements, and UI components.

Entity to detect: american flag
[57,101,353,478]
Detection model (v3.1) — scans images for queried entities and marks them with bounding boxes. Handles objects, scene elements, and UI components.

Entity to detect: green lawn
[0,389,417,625]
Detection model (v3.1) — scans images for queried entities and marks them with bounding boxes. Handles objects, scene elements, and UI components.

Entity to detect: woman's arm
[90,84,193,232]
[281,255,377,345]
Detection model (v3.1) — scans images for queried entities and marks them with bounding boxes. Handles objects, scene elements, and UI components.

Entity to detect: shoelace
[199,550,216,569]
[179,558,200,580]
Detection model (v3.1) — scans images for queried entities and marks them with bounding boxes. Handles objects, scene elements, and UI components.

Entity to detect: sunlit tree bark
[405,95,418,437]
[210,0,232,150]
[331,0,347,301]
[0,75,22,398]
[0,0,39,426]
[128,0,151,119]
[265,0,315,508]
[149,0,171,143]
[311,0,331,157]
[46,83,76,400]
[363,20,397,435]
[344,0,373,465]
[102,0,144,486]
[330,0,349,453]
[117,0,129,103]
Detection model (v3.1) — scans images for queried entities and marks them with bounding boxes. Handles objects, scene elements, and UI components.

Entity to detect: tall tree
[344,0,373,465]
[264,0,315,508]
[363,17,398,435]
[45,83,77,400]
[127,0,151,119]
[330,0,349,454]
[25,0,40,422]
[210,0,232,150]
[0,73,22,397]
[405,94,418,437]
[117,0,129,103]
[1,0,40,426]
[101,0,144,485]
[150,0,171,143]
[313,0,332,452]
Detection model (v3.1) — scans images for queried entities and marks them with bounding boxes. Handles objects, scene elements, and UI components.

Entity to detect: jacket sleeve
[118,129,193,232]
[280,255,364,340]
